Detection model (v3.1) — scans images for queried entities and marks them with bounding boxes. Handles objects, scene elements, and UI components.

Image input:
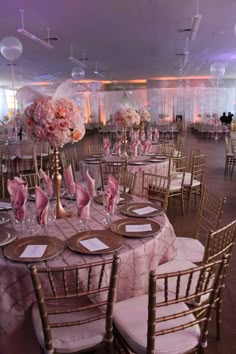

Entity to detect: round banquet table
[0,195,176,354]
[80,155,169,196]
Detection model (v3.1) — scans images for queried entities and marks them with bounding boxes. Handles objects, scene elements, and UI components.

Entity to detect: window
[5,89,17,112]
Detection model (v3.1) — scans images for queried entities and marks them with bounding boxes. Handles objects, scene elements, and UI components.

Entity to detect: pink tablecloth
[0,195,176,354]
[81,157,169,196]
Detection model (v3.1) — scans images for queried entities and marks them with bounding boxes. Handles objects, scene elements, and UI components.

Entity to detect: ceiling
[1,0,236,89]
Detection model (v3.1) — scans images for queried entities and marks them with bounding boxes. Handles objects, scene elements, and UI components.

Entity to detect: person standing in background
[220,112,227,124]
[227,112,234,124]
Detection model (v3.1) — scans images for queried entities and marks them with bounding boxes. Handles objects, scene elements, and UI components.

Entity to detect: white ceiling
[1,0,236,88]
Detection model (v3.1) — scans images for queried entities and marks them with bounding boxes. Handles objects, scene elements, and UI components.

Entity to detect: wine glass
[13,206,26,235]
[78,204,90,232]
[102,193,117,226]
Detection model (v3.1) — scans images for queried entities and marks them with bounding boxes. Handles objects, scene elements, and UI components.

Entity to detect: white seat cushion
[175,237,204,263]
[169,180,182,192]
[32,302,106,353]
[114,294,200,354]
[183,174,201,187]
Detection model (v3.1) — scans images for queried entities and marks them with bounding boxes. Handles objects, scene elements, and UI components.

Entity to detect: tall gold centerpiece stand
[53,147,71,219]
[122,127,128,159]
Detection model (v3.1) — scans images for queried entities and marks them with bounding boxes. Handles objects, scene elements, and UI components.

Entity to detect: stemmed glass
[102,193,117,226]
[78,204,90,232]
[13,206,26,234]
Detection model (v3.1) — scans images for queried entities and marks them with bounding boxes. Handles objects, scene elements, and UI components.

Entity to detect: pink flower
[34,125,47,139]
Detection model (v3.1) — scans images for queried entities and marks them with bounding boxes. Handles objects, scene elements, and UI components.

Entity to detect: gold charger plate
[128,161,148,166]
[94,193,132,205]
[0,228,16,247]
[110,218,160,238]
[67,230,124,255]
[119,202,161,218]
[4,236,64,262]
[0,212,11,225]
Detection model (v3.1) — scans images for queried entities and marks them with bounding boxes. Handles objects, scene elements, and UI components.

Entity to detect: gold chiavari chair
[142,172,170,213]
[99,160,127,191]
[183,153,206,214]
[224,135,233,175]
[118,170,137,194]
[30,253,120,354]
[156,219,236,341]
[188,147,201,172]
[174,185,226,263]
[88,144,103,155]
[20,172,40,193]
[113,258,226,354]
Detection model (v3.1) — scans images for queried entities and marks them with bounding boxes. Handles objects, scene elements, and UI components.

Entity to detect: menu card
[133,206,157,215]
[20,245,47,258]
[125,224,152,232]
[80,238,109,252]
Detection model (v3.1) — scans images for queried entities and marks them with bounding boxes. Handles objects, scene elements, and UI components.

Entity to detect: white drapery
[0,89,8,120]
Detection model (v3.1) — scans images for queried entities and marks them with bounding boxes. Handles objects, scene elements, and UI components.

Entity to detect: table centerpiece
[17,80,85,219]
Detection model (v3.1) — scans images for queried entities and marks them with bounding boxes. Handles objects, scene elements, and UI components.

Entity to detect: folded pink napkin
[143,140,152,155]
[64,165,75,196]
[7,177,26,202]
[13,183,28,222]
[129,128,134,138]
[39,169,54,198]
[35,186,49,225]
[102,137,111,157]
[154,128,159,141]
[85,170,96,199]
[105,175,119,214]
[115,141,122,157]
[131,140,140,157]
[75,183,90,220]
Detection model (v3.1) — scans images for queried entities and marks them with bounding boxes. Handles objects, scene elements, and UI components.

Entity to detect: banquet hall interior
[1,1,236,353]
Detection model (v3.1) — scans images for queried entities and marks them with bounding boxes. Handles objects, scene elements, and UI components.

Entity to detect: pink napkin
[35,186,49,225]
[115,141,122,157]
[105,175,119,214]
[75,183,90,220]
[13,183,28,222]
[7,177,26,202]
[131,140,140,157]
[154,128,159,141]
[85,170,96,199]
[102,137,111,157]
[39,169,54,198]
[64,165,75,196]
[129,128,134,139]
[143,140,152,155]
[140,129,146,142]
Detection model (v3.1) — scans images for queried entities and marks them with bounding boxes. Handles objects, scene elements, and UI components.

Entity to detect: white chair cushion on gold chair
[32,303,106,353]
[183,174,201,187]
[169,180,182,192]
[175,237,204,263]
[114,294,200,354]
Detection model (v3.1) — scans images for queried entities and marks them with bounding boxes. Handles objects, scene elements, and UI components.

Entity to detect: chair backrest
[100,160,127,191]
[159,142,175,157]
[142,172,170,213]
[195,185,226,241]
[147,258,227,353]
[203,219,236,263]
[176,135,185,157]
[60,150,77,180]
[224,134,231,155]
[88,144,103,155]
[118,170,137,194]
[188,147,201,171]
[30,253,120,354]
[190,154,206,183]
[20,172,40,191]
[168,156,188,177]
[231,138,236,155]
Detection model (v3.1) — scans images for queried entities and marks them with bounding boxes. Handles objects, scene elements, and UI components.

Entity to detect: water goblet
[13,207,26,235]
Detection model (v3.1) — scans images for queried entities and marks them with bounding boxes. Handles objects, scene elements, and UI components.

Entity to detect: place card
[20,245,47,258]
[125,224,152,232]
[80,238,109,252]
[133,206,157,215]
[0,202,12,209]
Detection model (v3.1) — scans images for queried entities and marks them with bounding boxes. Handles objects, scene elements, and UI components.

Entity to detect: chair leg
[181,193,185,216]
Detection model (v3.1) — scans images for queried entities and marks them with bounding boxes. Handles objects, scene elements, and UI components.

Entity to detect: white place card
[0,202,12,209]
[133,206,157,215]
[126,224,152,232]
[20,245,47,258]
[80,238,109,252]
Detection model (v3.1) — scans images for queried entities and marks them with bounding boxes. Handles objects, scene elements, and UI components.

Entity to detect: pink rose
[34,125,47,139]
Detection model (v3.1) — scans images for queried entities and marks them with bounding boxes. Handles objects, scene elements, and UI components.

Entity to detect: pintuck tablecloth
[0,195,176,354]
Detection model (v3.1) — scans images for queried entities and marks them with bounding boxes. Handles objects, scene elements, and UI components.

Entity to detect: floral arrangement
[205,113,211,119]
[112,107,140,128]
[138,107,151,122]
[212,113,219,119]
[24,97,85,147]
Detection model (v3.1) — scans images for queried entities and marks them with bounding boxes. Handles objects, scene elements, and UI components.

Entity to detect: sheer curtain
[0,89,8,121]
